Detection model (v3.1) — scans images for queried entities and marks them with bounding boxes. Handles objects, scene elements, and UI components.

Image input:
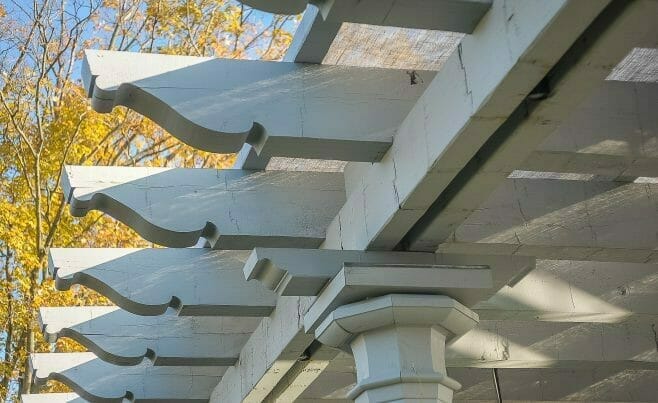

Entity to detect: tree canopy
[0,1,297,399]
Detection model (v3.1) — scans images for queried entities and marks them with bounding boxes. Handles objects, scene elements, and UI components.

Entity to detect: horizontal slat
[446,179,658,253]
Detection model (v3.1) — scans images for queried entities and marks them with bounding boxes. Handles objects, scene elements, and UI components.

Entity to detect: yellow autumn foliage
[0,0,295,399]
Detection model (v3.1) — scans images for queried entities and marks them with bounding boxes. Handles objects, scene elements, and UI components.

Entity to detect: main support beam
[321,0,611,252]
[30,353,224,402]
[83,50,434,161]
[245,248,533,296]
[62,166,345,248]
[39,306,260,366]
[49,248,277,316]
[405,0,658,250]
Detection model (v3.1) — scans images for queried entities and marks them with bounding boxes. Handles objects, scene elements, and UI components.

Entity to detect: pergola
[21,1,658,402]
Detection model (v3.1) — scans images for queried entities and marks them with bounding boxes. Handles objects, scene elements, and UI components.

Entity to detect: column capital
[313,294,478,403]
[315,294,479,349]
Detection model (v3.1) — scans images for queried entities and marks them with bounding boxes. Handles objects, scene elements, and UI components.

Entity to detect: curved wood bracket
[49,248,277,316]
[30,353,223,402]
[39,306,259,366]
[62,165,345,249]
[83,50,435,161]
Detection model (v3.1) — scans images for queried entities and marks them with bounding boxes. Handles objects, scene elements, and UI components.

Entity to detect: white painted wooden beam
[39,306,259,366]
[49,248,277,316]
[321,0,611,252]
[210,296,317,403]
[406,0,658,250]
[261,345,340,403]
[30,353,223,402]
[82,50,435,162]
[20,394,84,403]
[62,166,345,249]
[439,179,658,259]
[303,264,493,332]
[244,248,533,297]
[448,320,658,370]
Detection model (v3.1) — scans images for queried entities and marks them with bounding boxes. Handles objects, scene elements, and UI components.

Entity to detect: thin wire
[492,368,503,403]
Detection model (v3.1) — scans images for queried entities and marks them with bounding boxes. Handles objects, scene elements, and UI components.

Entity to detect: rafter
[62,166,345,249]
[39,306,260,366]
[49,248,277,316]
[83,50,434,162]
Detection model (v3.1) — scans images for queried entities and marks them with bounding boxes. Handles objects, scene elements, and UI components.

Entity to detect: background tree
[0,1,297,399]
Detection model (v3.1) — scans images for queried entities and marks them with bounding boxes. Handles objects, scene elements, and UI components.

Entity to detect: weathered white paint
[245,248,533,299]
[449,319,658,370]
[83,49,434,161]
[30,353,224,402]
[262,345,340,403]
[39,306,260,366]
[407,1,658,250]
[49,248,277,316]
[315,294,479,402]
[210,296,316,403]
[62,166,345,249]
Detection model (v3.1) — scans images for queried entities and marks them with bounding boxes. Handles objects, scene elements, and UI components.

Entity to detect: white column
[315,294,479,403]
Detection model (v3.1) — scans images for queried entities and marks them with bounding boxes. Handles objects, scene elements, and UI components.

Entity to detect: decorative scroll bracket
[30,353,224,402]
[83,49,435,162]
[49,248,277,316]
[39,306,260,366]
[62,166,345,249]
